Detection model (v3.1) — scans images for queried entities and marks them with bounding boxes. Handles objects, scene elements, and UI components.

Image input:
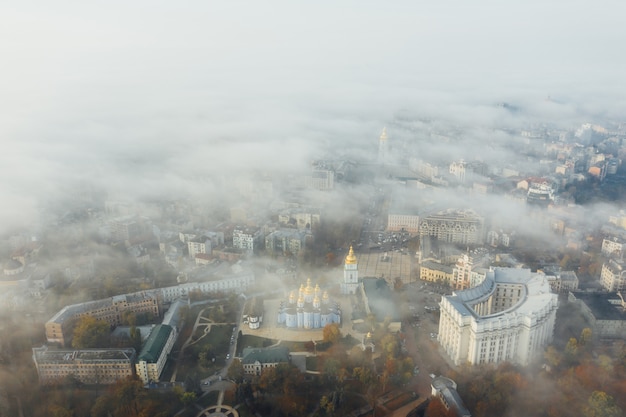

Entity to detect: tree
[180,392,197,407]
[583,391,622,417]
[323,323,341,344]
[227,358,244,383]
[72,316,110,348]
[580,328,593,347]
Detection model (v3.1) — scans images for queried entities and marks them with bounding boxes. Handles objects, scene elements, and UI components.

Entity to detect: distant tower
[341,246,359,295]
[378,127,389,164]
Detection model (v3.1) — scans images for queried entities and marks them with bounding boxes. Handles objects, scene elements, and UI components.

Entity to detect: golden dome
[345,246,357,265]
[304,278,314,294]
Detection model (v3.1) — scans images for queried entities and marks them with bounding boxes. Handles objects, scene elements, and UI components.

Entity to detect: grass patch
[196,390,220,407]
[237,335,277,354]
[384,391,418,410]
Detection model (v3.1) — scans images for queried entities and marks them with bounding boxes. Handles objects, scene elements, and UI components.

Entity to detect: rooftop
[137,324,173,363]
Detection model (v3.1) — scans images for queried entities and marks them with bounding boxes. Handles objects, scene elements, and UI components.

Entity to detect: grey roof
[242,346,290,365]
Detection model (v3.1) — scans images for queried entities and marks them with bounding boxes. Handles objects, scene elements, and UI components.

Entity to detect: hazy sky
[1,1,626,230]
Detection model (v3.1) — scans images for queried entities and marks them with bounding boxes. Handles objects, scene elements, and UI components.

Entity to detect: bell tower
[341,246,359,295]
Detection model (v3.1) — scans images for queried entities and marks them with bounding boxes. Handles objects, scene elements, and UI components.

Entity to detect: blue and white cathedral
[277,278,341,329]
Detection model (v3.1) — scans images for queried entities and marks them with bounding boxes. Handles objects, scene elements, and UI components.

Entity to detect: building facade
[438,268,558,366]
[601,259,626,292]
[277,279,341,329]
[419,209,485,245]
[241,346,290,376]
[45,292,161,347]
[341,246,359,295]
[32,346,136,385]
[135,324,176,384]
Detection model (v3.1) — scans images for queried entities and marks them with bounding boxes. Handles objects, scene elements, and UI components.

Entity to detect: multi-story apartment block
[438,268,558,366]
[601,259,626,292]
[277,208,321,231]
[265,229,311,257]
[545,270,579,293]
[602,237,625,259]
[304,169,335,190]
[449,160,466,183]
[110,216,150,243]
[32,346,136,385]
[233,227,263,255]
[188,236,213,260]
[45,292,160,347]
[135,324,176,384]
[419,209,485,245]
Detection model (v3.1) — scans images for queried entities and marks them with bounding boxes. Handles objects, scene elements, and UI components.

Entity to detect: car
[226,354,230,359]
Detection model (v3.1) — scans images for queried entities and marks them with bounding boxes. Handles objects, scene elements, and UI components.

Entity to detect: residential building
[420,260,454,285]
[32,346,136,385]
[544,270,579,293]
[241,346,290,376]
[233,227,263,255]
[430,376,472,417]
[438,268,558,366]
[568,292,626,340]
[265,229,311,257]
[135,324,176,384]
[602,237,625,259]
[601,259,626,292]
[419,209,485,245]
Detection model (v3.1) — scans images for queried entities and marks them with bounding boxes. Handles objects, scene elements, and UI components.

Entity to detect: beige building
[438,268,558,366]
[32,346,136,385]
[45,292,160,347]
[601,259,626,292]
[420,260,454,284]
[135,324,176,384]
[419,209,485,245]
[387,213,420,234]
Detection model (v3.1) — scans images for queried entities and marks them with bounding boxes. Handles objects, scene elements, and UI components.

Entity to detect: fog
[1,1,626,235]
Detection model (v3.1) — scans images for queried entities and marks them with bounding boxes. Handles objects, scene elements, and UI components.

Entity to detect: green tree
[583,391,622,417]
[180,391,197,407]
[227,358,244,383]
[71,316,110,348]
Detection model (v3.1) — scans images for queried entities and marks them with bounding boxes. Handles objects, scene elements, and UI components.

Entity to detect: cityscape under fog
[1,2,626,417]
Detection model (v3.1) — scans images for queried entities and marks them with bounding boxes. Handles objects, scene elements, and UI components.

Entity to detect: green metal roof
[137,324,173,363]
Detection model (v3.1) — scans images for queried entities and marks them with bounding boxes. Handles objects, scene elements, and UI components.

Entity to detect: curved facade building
[277,278,341,329]
[438,268,558,366]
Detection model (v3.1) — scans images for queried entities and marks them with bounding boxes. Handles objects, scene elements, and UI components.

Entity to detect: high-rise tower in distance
[378,127,389,164]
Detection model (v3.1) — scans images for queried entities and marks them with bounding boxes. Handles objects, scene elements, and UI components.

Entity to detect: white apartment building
[438,268,558,366]
[233,227,263,255]
[602,237,624,259]
[600,259,626,292]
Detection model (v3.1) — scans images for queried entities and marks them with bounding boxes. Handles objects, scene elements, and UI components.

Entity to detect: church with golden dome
[341,246,359,295]
[277,278,341,329]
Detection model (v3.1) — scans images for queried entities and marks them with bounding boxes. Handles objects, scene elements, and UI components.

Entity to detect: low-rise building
[32,346,136,385]
[241,346,290,376]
